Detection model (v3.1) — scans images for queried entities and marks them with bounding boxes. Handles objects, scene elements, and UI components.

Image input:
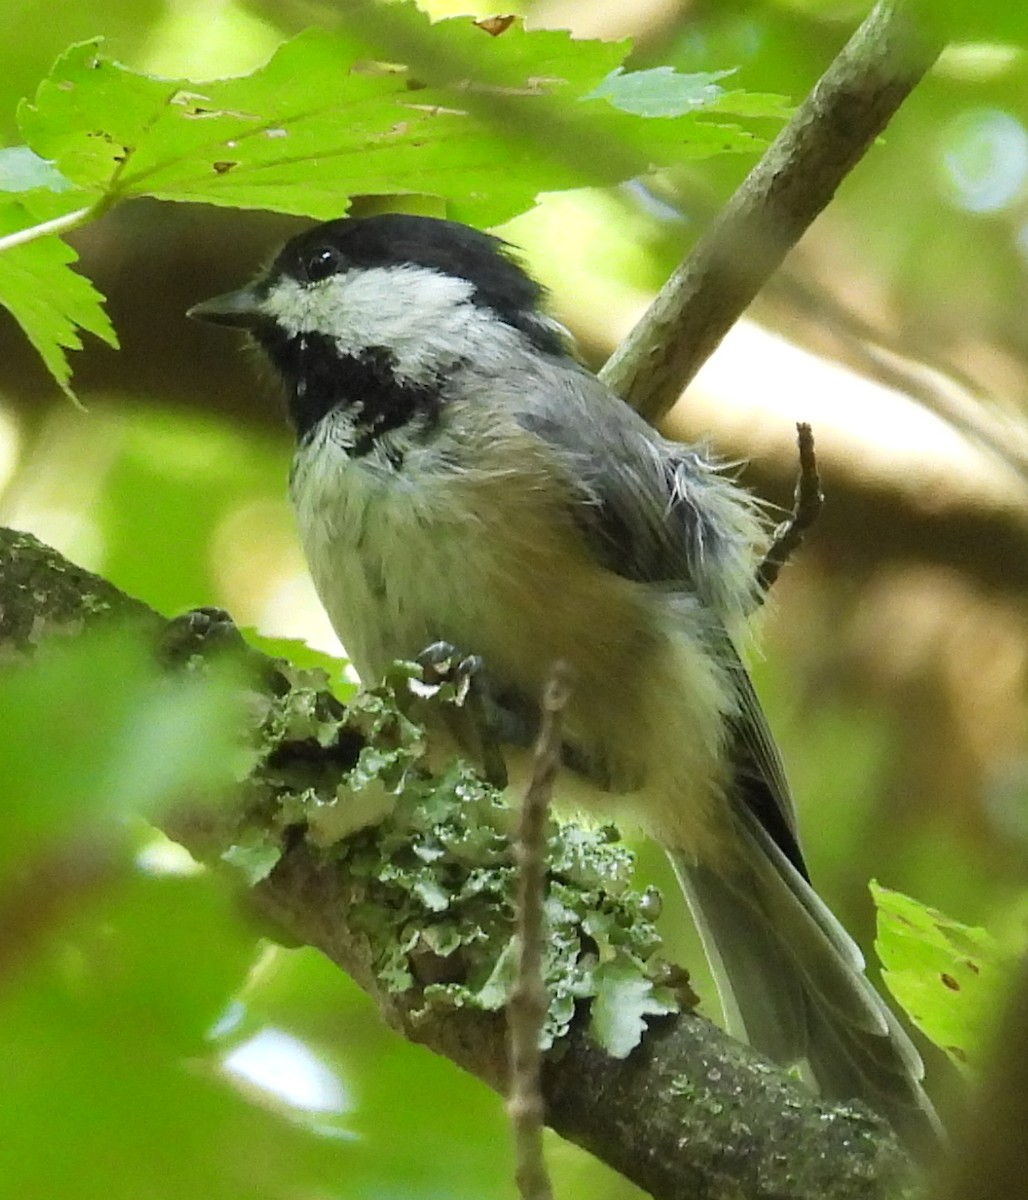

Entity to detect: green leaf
[589,955,677,1059]
[17,18,774,227]
[0,195,115,396]
[588,66,791,120]
[238,628,357,701]
[18,39,190,189]
[397,10,630,91]
[872,881,1015,1074]
[0,623,249,882]
[0,867,273,1200]
[5,10,783,392]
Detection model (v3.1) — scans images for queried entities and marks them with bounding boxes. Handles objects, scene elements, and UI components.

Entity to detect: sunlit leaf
[239,628,356,701]
[0,195,115,397]
[5,8,784,393]
[872,882,1015,1074]
[588,66,791,119]
[17,16,772,228]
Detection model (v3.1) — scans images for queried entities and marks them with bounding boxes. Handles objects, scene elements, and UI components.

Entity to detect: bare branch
[757,422,824,598]
[508,663,572,1200]
[599,0,946,422]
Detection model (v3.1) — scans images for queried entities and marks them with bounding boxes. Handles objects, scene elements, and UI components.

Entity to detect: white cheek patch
[260,265,526,383]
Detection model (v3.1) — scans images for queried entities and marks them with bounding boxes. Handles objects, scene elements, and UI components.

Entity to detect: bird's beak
[187,286,265,329]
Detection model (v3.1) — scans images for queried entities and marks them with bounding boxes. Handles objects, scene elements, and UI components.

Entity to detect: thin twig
[757,422,824,597]
[0,205,96,255]
[507,662,573,1200]
[599,0,945,423]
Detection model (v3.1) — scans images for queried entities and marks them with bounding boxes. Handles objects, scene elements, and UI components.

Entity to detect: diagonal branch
[599,0,946,423]
[0,525,913,1200]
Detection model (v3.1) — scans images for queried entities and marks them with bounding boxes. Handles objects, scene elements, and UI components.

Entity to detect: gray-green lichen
[224,657,683,1058]
[0,526,919,1198]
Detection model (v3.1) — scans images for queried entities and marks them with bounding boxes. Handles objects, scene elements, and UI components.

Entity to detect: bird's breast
[289,426,454,680]
[288,417,649,705]
[288,415,736,855]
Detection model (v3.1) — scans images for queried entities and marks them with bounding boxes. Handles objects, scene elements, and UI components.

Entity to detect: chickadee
[190,212,939,1148]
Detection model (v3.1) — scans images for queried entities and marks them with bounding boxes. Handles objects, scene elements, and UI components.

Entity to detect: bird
[189,211,941,1151]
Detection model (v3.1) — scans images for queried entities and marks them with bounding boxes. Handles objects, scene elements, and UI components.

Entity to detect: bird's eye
[304,245,344,282]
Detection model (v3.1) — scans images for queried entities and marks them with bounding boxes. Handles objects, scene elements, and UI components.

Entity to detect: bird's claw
[411,640,482,706]
[160,605,246,664]
[410,640,508,790]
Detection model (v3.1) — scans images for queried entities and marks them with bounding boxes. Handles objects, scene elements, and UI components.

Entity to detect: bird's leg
[411,641,509,790]
[160,605,248,661]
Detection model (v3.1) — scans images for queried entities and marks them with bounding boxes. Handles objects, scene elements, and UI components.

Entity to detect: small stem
[756,422,824,598]
[0,205,98,255]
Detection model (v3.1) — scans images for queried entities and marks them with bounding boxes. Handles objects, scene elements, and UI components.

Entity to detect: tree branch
[599,0,946,422]
[0,526,913,1200]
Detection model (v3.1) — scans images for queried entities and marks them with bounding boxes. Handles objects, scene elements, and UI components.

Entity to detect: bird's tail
[668,810,943,1154]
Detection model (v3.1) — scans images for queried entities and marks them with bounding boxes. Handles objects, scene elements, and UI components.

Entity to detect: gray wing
[513,364,807,875]
[513,368,943,1148]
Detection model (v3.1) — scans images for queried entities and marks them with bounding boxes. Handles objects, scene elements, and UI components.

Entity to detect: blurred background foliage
[1,0,1027,1197]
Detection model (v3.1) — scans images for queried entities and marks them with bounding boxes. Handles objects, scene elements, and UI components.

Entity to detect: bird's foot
[410,640,508,789]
